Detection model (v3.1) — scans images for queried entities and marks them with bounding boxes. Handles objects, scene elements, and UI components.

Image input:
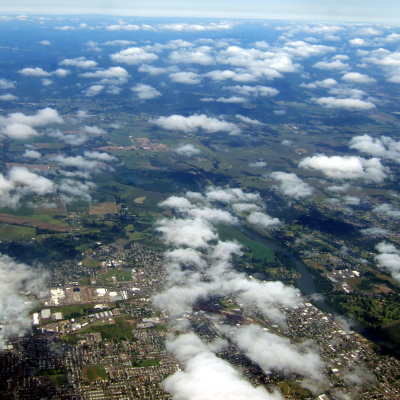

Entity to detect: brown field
[89,202,118,215]
[5,163,49,172]
[0,214,71,232]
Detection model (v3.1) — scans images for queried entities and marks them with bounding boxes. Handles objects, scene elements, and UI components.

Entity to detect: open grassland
[0,214,71,233]
[89,202,118,215]
[0,223,36,240]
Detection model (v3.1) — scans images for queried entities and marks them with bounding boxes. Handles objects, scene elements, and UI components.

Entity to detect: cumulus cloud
[18,67,70,78]
[249,161,267,167]
[270,171,314,198]
[341,72,376,84]
[312,97,376,110]
[110,47,158,65]
[169,47,215,65]
[372,203,400,220]
[170,71,202,84]
[313,60,349,70]
[0,78,15,89]
[299,155,388,182]
[247,211,281,228]
[80,66,129,84]
[47,129,88,146]
[132,84,161,100]
[157,22,239,31]
[52,154,109,172]
[375,242,400,281]
[204,70,256,82]
[236,115,264,125]
[83,125,105,135]
[350,134,400,163]
[0,108,63,140]
[22,149,41,159]
[83,84,104,97]
[349,38,370,46]
[233,325,324,380]
[139,64,179,75]
[201,96,247,104]
[175,143,201,156]
[300,78,338,89]
[360,227,389,236]
[0,94,18,101]
[226,85,279,97]
[59,57,97,68]
[40,40,51,45]
[0,254,47,350]
[163,333,284,400]
[151,114,241,135]
[83,151,117,162]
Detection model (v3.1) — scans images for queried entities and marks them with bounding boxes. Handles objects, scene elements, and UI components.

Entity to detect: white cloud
[132,84,161,100]
[170,71,201,84]
[372,203,400,220]
[300,78,338,89]
[59,57,98,68]
[110,47,158,65]
[0,108,63,140]
[375,242,400,281]
[349,38,370,46]
[42,78,53,86]
[247,212,281,228]
[270,171,314,198]
[163,333,284,400]
[204,70,256,82]
[313,60,349,70]
[18,67,51,77]
[0,254,47,350]
[80,66,129,84]
[39,40,51,45]
[83,151,117,162]
[312,97,376,110]
[175,143,201,156]
[350,134,400,163]
[169,47,215,65]
[151,114,241,135]
[226,85,279,97]
[83,85,104,97]
[22,149,41,159]
[106,24,140,31]
[235,115,264,125]
[157,22,239,31]
[341,72,376,84]
[103,40,136,46]
[249,161,267,167]
[360,227,389,236]
[0,78,15,89]
[299,155,388,182]
[139,64,179,75]
[201,96,247,104]
[0,94,17,101]
[233,325,324,380]
[83,125,105,135]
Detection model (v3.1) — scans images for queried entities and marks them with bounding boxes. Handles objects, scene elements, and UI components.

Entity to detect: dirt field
[0,214,71,232]
[89,202,118,215]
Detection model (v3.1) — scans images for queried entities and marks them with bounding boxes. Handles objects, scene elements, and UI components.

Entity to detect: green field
[83,365,108,381]
[82,259,100,268]
[0,224,36,240]
[49,304,96,320]
[66,201,90,213]
[100,269,132,283]
[218,224,275,265]
[69,316,134,341]
[132,359,160,367]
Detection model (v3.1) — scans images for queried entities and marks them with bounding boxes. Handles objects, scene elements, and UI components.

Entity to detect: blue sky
[1,0,400,22]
